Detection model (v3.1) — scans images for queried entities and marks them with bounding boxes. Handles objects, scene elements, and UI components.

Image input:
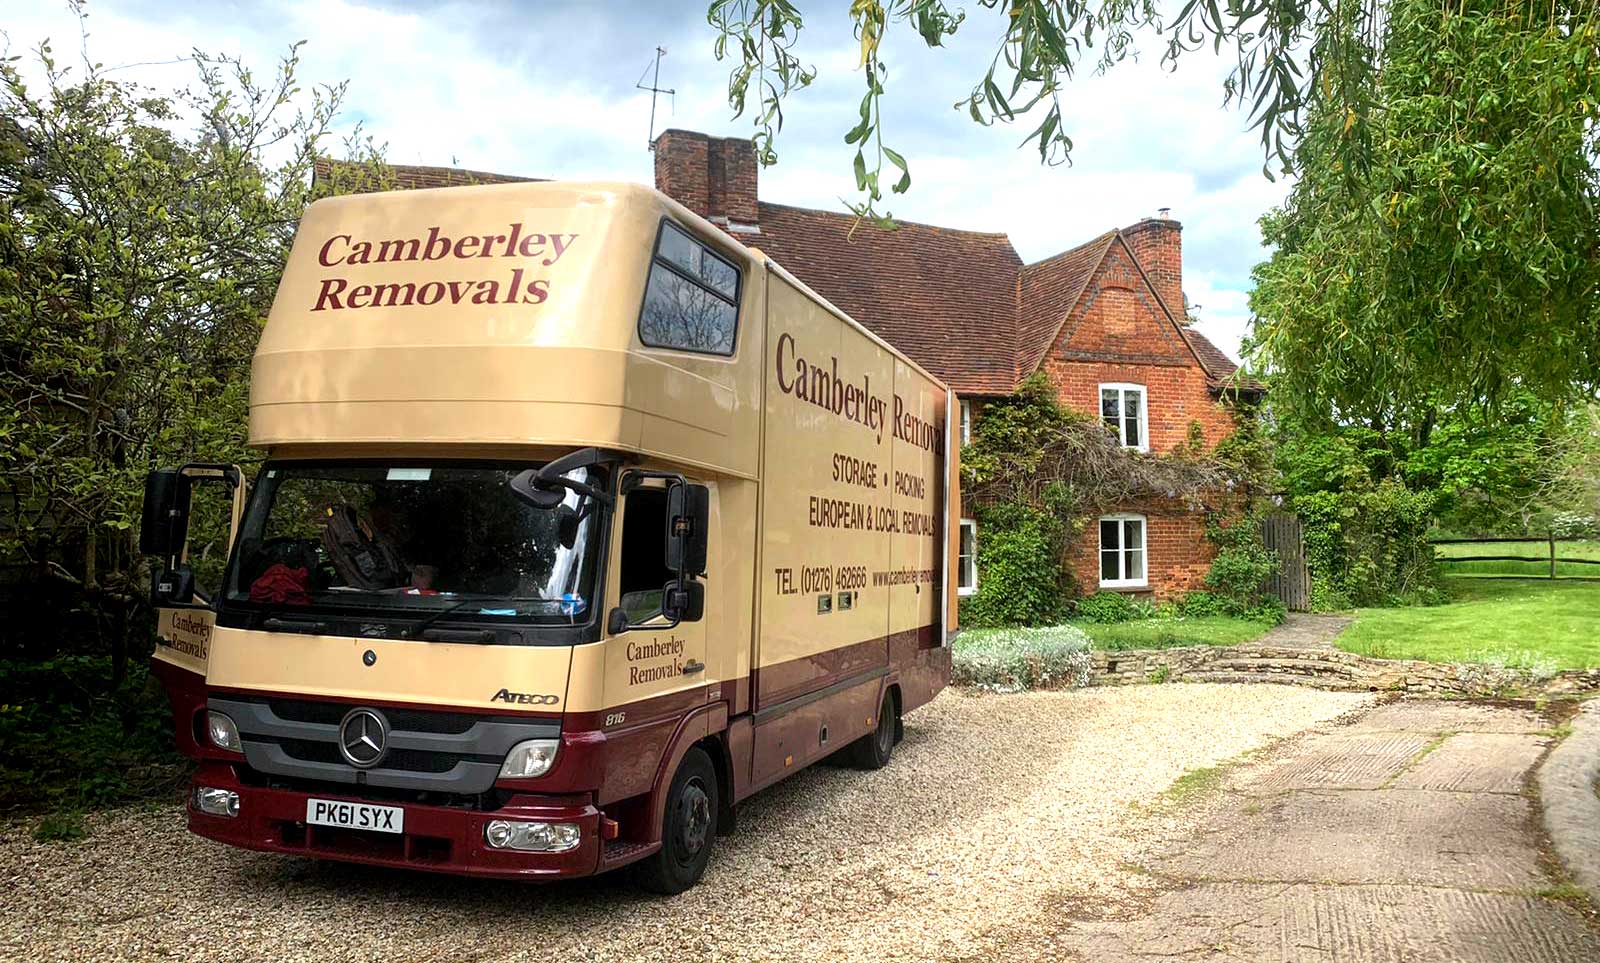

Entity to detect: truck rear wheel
[637,746,718,895]
[849,689,897,770]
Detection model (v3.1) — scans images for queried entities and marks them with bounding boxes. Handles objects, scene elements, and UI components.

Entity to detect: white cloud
[4,0,1289,359]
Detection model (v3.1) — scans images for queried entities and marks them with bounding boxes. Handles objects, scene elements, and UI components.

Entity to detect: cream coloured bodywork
[251,182,762,481]
[177,180,952,721]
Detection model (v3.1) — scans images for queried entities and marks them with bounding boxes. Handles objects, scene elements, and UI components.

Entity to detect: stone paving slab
[1358,700,1546,734]
[1242,730,1437,792]
[1065,699,1600,962]
[1064,881,1599,963]
[1155,788,1547,890]
[1392,732,1545,794]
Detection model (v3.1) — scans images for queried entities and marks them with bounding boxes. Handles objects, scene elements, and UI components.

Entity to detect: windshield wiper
[261,615,330,635]
[403,597,491,639]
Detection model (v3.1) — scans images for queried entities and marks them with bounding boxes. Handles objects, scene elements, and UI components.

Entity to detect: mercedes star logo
[338,707,389,769]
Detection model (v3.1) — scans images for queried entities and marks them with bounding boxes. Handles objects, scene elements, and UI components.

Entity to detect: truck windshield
[224,461,604,625]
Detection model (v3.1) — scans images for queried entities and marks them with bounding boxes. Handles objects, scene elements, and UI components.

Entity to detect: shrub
[1296,479,1442,607]
[0,657,186,812]
[1173,591,1230,617]
[960,501,1073,628]
[1201,511,1285,621]
[1547,512,1598,539]
[952,624,1094,692]
[34,811,87,843]
[1072,591,1152,623]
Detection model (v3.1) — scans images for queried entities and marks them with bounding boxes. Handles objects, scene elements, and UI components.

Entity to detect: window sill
[957,587,978,598]
[1097,583,1149,593]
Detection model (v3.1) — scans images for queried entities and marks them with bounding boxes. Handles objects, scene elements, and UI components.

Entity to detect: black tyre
[848,688,897,770]
[637,747,718,895]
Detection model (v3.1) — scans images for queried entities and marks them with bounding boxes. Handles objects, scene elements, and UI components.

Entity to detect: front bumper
[186,763,602,880]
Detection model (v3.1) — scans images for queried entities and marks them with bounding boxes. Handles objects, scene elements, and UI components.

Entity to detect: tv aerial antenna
[637,46,675,150]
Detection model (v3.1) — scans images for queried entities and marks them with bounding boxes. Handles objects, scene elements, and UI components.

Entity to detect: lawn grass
[1434,538,1600,578]
[1337,577,1600,670]
[1069,615,1276,651]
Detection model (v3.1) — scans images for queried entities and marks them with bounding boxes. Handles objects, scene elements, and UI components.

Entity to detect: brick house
[315,128,1260,602]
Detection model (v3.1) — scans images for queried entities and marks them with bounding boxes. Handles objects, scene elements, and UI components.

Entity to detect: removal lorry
[140,181,957,892]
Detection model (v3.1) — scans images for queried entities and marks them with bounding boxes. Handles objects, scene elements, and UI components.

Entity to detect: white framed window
[1099,383,1148,452]
[958,518,978,596]
[1099,514,1147,588]
[959,399,973,446]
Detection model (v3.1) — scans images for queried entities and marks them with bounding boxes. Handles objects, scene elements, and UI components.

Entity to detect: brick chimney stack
[1122,213,1183,321]
[653,129,760,232]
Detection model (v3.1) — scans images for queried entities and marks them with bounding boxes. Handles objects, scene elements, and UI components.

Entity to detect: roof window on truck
[638,221,741,355]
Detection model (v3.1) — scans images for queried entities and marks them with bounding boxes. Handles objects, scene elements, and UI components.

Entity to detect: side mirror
[151,565,196,606]
[665,483,710,577]
[139,469,190,559]
[662,579,705,623]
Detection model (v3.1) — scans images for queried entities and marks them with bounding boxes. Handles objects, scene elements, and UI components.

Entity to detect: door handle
[682,659,705,675]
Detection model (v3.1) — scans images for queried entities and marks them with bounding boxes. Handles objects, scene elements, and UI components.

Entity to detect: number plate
[305,798,404,834]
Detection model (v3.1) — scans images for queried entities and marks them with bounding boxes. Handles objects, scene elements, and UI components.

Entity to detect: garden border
[1086,642,1600,697]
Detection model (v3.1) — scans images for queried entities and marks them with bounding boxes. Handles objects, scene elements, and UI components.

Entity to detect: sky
[2,0,1292,362]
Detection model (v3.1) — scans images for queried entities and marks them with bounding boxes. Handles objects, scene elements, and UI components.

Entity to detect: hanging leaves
[1249,0,1600,422]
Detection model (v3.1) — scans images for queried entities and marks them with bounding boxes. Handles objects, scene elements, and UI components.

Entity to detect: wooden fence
[1260,512,1311,611]
[1430,535,1600,578]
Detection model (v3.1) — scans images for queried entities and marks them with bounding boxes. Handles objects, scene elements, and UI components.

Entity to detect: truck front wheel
[637,746,718,894]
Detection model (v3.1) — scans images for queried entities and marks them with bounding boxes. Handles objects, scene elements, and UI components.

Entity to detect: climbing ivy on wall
[959,374,1256,627]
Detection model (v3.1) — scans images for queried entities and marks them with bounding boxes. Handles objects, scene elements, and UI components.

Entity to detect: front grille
[210,696,561,795]
[265,699,482,735]
[273,737,497,774]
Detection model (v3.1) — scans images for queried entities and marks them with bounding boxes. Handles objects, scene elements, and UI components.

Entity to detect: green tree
[1536,405,1600,533]
[1248,0,1600,420]
[0,37,365,681]
[709,0,1600,413]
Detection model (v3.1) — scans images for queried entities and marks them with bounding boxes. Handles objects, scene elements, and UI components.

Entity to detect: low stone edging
[1088,643,1600,698]
[1538,699,1600,901]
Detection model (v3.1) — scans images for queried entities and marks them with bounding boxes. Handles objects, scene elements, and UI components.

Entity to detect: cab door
[595,471,711,803]
[141,463,248,755]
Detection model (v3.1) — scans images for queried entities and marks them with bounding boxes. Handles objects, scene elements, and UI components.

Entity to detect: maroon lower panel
[896,644,951,716]
[150,658,208,759]
[749,675,881,792]
[187,762,603,881]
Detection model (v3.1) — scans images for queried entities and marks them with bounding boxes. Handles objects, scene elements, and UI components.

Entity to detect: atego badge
[490,688,559,706]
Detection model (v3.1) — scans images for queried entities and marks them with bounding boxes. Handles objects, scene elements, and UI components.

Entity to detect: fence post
[1550,531,1557,580]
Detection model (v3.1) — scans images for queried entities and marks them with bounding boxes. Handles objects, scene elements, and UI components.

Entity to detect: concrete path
[1063,698,1599,962]
[1253,611,1353,651]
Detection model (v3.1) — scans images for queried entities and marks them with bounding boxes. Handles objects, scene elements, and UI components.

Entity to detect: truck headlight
[206,711,242,753]
[498,738,559,779]
[484,819,580,852]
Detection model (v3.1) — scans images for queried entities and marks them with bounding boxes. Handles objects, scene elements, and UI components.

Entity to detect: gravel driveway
[2,684,1367,963]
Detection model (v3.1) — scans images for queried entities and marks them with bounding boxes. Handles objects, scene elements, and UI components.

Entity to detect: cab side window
[637,222,740,355]
[617,487,673,621]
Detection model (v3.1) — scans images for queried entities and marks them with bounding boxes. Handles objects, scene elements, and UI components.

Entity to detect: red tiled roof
[750,202,1023,393]
[1016,232,1117,382]
[312,159,541,192]
[1180,327,1264,394]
